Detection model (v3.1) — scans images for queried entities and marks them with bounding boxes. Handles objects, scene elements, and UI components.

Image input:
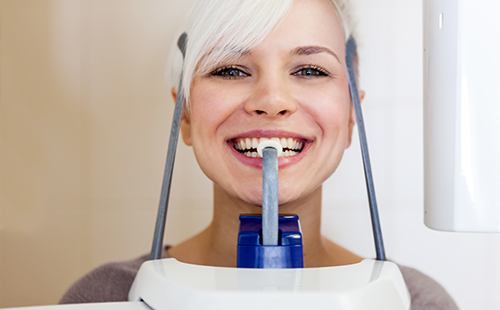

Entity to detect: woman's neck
[167,184,361,267]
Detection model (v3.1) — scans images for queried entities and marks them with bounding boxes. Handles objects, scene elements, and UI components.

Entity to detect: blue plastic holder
[237,214,304,268]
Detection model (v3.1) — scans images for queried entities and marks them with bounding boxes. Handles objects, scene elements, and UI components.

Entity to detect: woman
[61,0,458,308]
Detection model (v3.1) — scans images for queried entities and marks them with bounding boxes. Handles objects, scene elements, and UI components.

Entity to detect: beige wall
[0,1,210,307]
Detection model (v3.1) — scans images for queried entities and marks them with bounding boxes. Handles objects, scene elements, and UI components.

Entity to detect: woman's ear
[171,87,192,146]
[346,90,366,148]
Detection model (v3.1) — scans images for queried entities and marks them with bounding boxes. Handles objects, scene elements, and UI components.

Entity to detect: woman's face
[183,0,356,206]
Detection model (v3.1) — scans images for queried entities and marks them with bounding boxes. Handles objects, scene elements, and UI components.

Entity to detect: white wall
[1,0,498,309]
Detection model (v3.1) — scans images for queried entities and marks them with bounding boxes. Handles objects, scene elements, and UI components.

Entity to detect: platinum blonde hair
[168,0,355,109]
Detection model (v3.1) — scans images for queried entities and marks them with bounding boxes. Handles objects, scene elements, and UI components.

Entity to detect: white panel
[424,0,500,231]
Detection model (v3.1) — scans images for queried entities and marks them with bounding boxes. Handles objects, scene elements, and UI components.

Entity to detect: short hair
[168,0,355,109]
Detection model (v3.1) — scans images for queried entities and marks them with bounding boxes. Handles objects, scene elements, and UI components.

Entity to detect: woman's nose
[243,76,298,118]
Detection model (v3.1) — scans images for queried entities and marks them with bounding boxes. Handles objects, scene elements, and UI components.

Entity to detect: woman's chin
[233,188,304,208]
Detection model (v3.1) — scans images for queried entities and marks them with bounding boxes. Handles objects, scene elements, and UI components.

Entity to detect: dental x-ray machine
[126,34,410,310]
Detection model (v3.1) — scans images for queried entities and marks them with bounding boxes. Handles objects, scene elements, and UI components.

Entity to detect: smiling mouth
[229,137,306,158]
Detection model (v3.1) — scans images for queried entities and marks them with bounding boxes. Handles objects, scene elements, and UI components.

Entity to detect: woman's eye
[211,67,249,79]
[293,66,329,77]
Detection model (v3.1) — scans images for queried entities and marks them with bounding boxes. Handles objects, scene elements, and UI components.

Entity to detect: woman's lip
[227,129,313,141]
[226,140,313,169]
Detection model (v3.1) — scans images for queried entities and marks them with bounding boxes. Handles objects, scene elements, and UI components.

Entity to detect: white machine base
[129,258,410,310]
[4,259,410,310]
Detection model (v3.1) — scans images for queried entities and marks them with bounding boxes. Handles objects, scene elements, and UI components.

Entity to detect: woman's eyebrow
[291,46,341,64]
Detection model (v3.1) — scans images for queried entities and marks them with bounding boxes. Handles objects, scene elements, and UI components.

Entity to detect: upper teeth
[233,137,304,151]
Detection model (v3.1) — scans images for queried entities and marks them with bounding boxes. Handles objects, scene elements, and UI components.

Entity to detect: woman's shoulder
[59,255,147,304]
[398,264,459,310]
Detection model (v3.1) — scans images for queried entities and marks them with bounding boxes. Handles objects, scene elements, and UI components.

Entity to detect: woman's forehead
[202,2,344,65]
[266,0,346,49]
[230,1,344,57]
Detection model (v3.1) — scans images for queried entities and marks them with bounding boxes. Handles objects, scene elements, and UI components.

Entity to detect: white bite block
[257,139,283,158]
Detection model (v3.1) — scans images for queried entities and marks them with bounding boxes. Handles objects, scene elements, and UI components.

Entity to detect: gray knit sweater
[60,254,458,309]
